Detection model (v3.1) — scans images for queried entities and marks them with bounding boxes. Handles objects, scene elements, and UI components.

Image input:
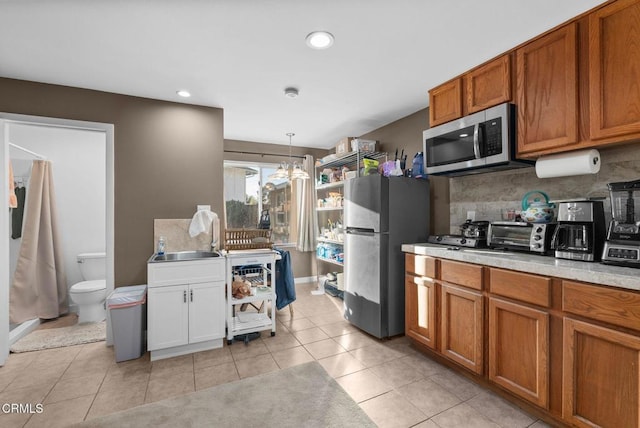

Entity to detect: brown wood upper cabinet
[429,78,462,127]
[589,0,640,141]
[516,23,579,155]
[465,55,512,114]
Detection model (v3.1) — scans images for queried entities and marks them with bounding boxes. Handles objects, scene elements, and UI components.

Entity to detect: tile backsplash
[153,219,212,253]
[449,144,640,233]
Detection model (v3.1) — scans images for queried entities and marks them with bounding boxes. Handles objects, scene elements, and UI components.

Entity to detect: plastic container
[107,284,147,362]
[412,152,424,178]
[157,236,166,256]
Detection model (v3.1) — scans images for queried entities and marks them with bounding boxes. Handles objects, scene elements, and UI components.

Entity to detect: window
[223,161,297,245]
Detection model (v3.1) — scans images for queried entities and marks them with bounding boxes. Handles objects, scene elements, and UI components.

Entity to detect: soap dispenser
[157,236,166,255]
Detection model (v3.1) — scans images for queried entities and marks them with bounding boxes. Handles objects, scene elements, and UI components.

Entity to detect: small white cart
[224,249,279,344]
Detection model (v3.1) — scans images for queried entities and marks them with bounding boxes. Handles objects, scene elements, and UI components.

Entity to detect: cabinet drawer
[148,259,226,287]
[440,260,483,290]
[489,268,551,308]
[563,280,640,332]
[405,253,436,278]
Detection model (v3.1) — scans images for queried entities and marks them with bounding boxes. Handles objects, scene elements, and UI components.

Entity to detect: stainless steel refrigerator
[344,174,430,338]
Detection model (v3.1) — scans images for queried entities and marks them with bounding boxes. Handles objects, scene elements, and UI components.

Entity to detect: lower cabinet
[405,274,437,349]
[488,297,549,409]
[147,258,226,361]
[440,283,483,374]
[563,317,640,428]
[405,251,640,427]
[148,281,225,351]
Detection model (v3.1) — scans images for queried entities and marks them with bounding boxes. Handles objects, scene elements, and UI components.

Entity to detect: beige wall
[0,78,224,287]
[224,139,328,278]
[360,108,450,235]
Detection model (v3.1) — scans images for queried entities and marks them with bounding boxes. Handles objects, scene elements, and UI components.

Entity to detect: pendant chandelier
[269,132,310,181]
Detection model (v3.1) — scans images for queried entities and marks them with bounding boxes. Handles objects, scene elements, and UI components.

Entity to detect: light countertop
[402,243,640,292]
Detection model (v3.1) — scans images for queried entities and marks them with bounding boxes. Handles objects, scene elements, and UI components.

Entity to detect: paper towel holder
[535,149,601,179]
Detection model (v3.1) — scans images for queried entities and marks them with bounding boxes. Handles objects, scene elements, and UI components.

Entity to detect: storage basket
[224,228,273,251]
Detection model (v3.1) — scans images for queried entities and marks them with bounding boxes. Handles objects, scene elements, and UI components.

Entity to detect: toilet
[69,252,107,324]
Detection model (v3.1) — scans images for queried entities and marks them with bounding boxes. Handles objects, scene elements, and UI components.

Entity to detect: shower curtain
[10,160,68,323]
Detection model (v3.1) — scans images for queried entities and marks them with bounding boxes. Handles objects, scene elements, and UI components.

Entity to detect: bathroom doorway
[0,113,114,365]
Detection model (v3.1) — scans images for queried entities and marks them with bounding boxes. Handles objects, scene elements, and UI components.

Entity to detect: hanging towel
[12,186,26,239]
[189,210,220,248]
[274,248,296,310]
[9,161,18,208]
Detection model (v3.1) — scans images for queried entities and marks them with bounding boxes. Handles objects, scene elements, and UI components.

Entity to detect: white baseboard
[294,276,317,284]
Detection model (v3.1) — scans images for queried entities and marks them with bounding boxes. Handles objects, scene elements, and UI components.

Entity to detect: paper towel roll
[535,149,601,178]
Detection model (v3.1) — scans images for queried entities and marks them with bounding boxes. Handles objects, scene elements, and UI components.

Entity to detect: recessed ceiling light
[284,87,299,98]
[176,90,191,98]
[306,31,334,49]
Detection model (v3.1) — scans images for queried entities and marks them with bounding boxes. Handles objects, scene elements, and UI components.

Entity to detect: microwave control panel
[483,117,503,156]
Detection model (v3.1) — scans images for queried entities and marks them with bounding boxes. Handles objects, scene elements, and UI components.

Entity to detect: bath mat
[10,321,106,353]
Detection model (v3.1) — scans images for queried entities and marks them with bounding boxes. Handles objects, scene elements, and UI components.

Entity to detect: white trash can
[107,284,147,362]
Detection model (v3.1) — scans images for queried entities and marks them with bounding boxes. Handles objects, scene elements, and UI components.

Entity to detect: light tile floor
[0,282,552,428]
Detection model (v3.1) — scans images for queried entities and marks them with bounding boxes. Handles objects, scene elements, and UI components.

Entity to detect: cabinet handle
[190,289,193,302]
[183,290,187,303]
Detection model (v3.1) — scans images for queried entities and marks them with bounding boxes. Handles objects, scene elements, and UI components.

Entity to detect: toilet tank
[77,252,106,280]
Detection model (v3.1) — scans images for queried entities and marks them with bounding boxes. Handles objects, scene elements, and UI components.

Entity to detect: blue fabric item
[274,248,296,310]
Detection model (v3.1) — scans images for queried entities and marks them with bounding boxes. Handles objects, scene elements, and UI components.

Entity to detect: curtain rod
[9,142,47,160]
[224,149,305,159]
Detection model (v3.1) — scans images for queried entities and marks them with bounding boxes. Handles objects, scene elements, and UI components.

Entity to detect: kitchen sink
[148,250,222,263]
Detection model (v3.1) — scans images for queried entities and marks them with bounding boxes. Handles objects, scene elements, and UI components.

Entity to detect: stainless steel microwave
[423,103,533,176]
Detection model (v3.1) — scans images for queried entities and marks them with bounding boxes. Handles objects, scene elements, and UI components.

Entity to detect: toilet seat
[71,279,106,293]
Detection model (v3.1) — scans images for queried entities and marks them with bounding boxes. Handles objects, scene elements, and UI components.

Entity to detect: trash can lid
[107,284,147,308]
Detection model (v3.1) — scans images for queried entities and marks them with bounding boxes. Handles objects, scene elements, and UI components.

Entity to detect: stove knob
[436,236,443,242]
[460,238,467,245]
[535,226,543,233]
[533,235,542,241]
[532,243,542,249]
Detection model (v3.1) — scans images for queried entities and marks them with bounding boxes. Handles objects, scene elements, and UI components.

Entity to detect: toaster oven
[488,221,556,254]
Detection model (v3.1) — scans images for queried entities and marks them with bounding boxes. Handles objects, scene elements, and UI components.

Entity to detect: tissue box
[351,139,377,152]
[335,137,355,155]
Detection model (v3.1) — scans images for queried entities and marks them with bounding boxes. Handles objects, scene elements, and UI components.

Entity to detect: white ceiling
[0,0,606,149]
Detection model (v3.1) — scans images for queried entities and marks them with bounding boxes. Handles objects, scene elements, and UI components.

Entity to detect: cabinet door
[516,23,578,154]
[429,78,463,126]
[440,283,483,374]
[405,274,436,349]
[489,297,549,409]
[589,0,640,141]
[188,281,225,344]
[466,55,512,114]
[148,285,189,351]
[563,317,640,428]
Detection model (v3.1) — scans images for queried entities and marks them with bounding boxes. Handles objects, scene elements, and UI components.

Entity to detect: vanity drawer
[406,253,436,278]
[563,280,640,331]
[489,268,551,308]
[440,260,483,290]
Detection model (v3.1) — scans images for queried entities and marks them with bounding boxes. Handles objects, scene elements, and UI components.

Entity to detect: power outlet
[467,211,476,221]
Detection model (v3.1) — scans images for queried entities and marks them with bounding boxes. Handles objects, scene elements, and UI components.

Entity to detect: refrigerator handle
[346,227,375,234]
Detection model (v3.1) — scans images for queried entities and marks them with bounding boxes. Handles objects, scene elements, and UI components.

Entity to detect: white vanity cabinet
[147,258,225,361]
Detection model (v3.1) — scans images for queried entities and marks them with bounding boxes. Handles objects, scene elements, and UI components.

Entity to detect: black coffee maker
[551,200,606,262]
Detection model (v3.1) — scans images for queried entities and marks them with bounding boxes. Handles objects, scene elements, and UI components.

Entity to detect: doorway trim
[0,113,114,365]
